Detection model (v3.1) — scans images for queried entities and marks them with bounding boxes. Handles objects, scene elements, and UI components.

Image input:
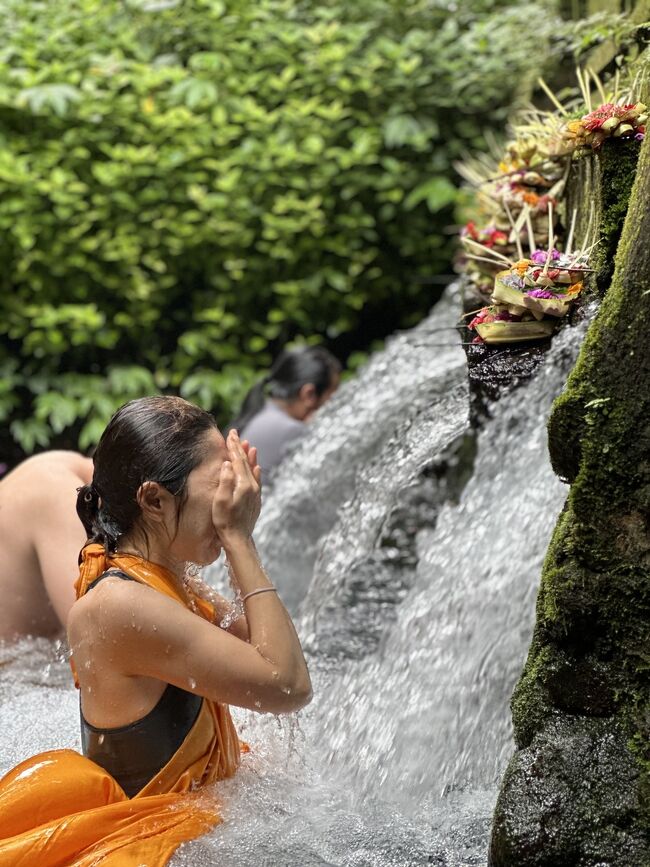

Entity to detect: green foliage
[0,0,559,455]
[561,10,647,58]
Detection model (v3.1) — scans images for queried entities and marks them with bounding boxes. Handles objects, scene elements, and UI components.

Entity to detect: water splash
[0,289,592,866]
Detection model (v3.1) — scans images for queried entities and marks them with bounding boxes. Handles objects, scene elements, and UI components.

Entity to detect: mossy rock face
[491,128,650,861]
[549,139,642,484]
[563,139,640,299]
[592,139,640,293]
[490,717,647,867]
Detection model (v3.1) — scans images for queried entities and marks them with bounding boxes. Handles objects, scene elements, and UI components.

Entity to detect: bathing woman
[0,396,311,866]
[0,450,92,640]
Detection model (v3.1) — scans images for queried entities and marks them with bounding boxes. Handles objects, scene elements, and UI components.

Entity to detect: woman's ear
[136,481,175,526]
[298,383,318,408]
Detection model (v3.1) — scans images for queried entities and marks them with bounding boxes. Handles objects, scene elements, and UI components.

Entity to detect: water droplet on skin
[272,670,279,679]
[98,734,105,745]
[254,700,261,708]
[152,625,157,631]
[281,687,292,695]
[188,678,197,690]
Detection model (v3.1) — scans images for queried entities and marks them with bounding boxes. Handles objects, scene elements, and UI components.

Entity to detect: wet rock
[465,341,549,426]
[490,716,647,867]
[544,652,619,717]
[490,114,650,863]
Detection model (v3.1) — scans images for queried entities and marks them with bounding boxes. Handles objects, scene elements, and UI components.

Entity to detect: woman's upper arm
[103,582,308,714]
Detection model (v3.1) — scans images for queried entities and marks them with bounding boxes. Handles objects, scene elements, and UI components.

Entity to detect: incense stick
[464,252,512,269]
[537,76,568,116]
[525,208,536,255]
[565,208,578,255]
[503,199,524,261]
[462,238,512,265]
[576,66,592,113]
[589,67,607,106]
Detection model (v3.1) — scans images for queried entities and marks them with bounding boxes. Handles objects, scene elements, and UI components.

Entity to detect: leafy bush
[0,0,559,458]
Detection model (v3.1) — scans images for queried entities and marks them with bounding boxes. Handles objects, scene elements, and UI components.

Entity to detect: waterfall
[0,290,591,866]
[251,286,468,611]
[308,320,583,804]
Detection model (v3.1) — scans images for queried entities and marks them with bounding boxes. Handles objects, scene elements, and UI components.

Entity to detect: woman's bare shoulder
[69,576,190,641]
[1,451,92,489]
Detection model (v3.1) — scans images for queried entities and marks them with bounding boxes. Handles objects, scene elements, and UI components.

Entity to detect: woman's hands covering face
[211,430,262,546]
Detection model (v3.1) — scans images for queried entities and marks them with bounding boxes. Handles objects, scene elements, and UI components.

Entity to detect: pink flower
[531,248,560,265]
[581,102,642,132]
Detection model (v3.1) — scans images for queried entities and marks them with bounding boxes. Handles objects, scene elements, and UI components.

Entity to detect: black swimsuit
[79,570,202,797]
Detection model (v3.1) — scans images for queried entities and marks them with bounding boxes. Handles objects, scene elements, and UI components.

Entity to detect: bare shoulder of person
[70,576,309,714]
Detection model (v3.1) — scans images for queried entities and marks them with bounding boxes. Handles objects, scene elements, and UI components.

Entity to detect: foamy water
[0,291,590,865]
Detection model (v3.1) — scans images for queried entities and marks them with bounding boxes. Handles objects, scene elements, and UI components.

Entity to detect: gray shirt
[240,400,306,483]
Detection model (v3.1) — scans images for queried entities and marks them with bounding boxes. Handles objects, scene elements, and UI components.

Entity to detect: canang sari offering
[0,544,243,867]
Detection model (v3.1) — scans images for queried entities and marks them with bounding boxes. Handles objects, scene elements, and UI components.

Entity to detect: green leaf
[10,419,52,453]
[404,177,457,212]
[383,115,422,148]
[169,78,219,109]
[18,84,81,117]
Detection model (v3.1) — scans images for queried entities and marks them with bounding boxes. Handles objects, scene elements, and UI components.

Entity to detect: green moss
[492,114,650,863]
[511,641,555,747]
[591,139,641,294]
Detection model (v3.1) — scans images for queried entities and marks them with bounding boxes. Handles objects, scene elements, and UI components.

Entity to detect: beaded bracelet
[242,587,278,603]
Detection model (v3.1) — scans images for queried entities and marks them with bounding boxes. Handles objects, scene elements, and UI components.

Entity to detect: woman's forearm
[222,535,311,698]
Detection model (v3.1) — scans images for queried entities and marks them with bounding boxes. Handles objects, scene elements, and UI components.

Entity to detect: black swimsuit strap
[84,568,134,594]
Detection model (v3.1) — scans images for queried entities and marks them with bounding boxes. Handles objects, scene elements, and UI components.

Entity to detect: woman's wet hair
[77,396,219,552]
[229,346,341,432]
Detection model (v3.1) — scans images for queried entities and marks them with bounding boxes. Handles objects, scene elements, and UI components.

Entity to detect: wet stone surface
[490,716,647,867]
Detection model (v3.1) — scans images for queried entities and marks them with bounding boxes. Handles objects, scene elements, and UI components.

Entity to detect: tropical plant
[0,0,560,459]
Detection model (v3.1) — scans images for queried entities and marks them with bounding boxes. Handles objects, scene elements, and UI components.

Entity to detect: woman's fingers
[228,430,257,486]
[246,445,261,486]
[217,460,235,492]
[212,460,235,527]
[240,439,259,474]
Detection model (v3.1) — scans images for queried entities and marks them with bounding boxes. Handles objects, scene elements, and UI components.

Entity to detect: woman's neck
[115,535,185,584]
[271,397,307,421]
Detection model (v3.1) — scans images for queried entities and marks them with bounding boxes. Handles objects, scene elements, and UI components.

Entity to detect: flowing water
[251,286,468,612]
[0,289,590,866]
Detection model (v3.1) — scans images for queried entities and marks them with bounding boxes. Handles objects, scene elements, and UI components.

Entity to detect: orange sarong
[0,544,242,866]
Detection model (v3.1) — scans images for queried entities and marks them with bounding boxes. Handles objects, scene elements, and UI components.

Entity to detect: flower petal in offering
[563,102,646,152]
[492,250,588,321]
